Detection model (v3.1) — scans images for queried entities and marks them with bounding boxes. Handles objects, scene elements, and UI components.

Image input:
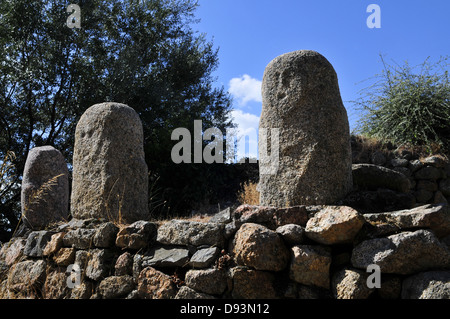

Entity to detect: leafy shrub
[354,55,450,152]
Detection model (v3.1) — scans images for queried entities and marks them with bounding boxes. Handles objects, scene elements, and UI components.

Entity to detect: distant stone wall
[1,203,449,299]
[347,136,450,212]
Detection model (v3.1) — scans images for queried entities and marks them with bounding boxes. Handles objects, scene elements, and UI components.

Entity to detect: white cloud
[228,74,262,106]
[229,109,260,161]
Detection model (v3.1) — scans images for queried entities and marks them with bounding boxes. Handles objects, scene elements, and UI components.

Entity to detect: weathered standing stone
[258,50,352,206]
[71,102,149,223]
[21,146,69,229]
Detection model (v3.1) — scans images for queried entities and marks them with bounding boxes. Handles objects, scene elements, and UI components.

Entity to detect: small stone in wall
[232,223,290,271]
[305,206,365,245]
[289,245,331,289]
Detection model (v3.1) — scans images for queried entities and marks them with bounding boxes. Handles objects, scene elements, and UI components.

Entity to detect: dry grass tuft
[237,181,260,205]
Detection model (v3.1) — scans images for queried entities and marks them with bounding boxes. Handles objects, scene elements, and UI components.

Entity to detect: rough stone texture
[85,249,114,281]
[24,231,55,257]
[189,247,220,268]
[157,220,224,247]
[21,146,69,229]
[289,245,331,289]
[175,286,215,299]
[233,205,311,229]
[305,206,365,245]
[63,228,96,249]
[43,268,69,299]
[142,246,190,268]
[363,204,450,238]
[71,102,149,223]
[115,252,133,276]
[115,221,157,250]
[137,267,177,299]
[230,267,277,299]
[43,232,65,256]
[0,238,26,266]
[97,275,135,299]
[93,222,119,248]
[332,268,373,299]
[7,260,46,293]
[232,223,290,271]
[352,164,411,193]
[53,247,75,266]
[185,268,228,295]
[276,224,305,246]
[258,50,352,207]
[401,271,450,299]
[351,229,450,275]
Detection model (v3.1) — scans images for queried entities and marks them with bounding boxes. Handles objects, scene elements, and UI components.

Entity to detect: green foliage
[354,55,450,152]
[0,0,235,239]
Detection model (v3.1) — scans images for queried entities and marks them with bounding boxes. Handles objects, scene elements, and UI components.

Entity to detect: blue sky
[193,0,450,158]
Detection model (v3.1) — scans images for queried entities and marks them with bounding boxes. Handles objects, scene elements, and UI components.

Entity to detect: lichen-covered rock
[63,228,96,249]
[24,231,55,257]
[332,268,373,299]
[137,267,176,299]
[175,286,215,299]
[189,247,220,268]
[275,224,305,246]
[232,223,290,271]
[71,102,149,223]
[259,50,352,206]
[43,268,69,299]
[230,267,277,299]
[115,252,133,276]
[43,232,65,256]
[142,246,190,268]
[363,204,450,238]
[115,221,157,250]
[85,249,115,281]
[93,222,119,248]
[351,229,450,275]
[21,145,69,229]
[401,271,450,299]
[289,245,331,289]
[7,260,47,293]
[185,268,228,295]
[305,206,365,245]
[53,247,76,266]
[97,275,136,299]
[0,238,26,266]
[157,220,223,247]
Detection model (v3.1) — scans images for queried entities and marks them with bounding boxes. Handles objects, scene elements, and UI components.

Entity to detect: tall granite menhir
[71,102,149,223]
[259,50,352,206]
[21,146,69,229]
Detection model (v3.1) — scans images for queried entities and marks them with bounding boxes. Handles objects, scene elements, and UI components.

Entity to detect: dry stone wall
[1,203,449,299]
